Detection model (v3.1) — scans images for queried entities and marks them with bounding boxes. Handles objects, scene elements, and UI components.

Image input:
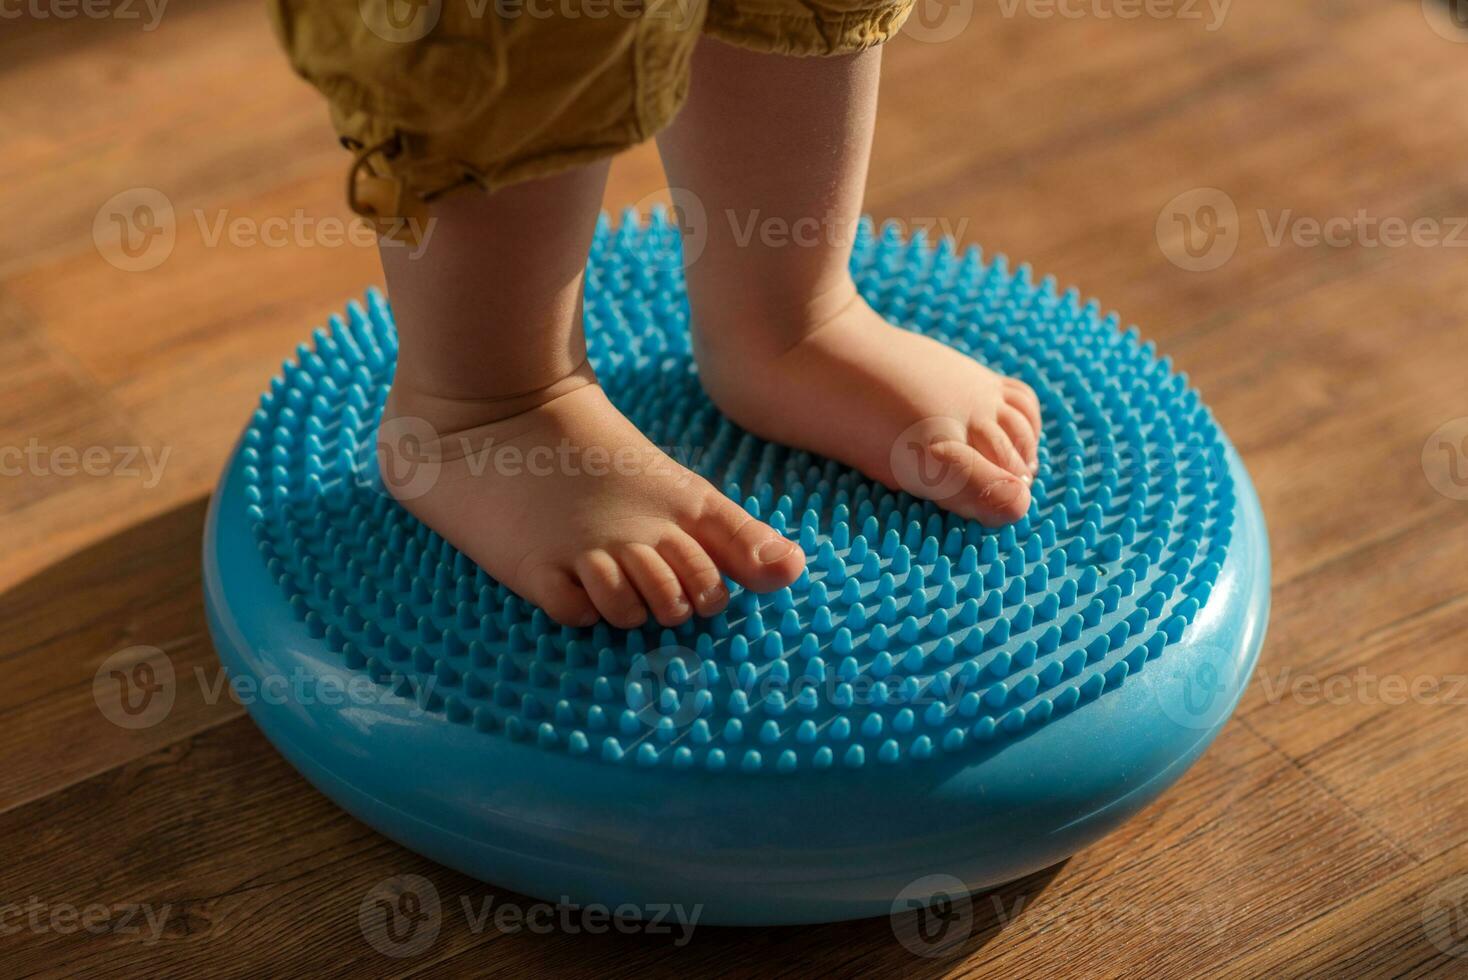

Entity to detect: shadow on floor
[2,494,1064,974]
[426,861,1070,976]
[0,495,212,672]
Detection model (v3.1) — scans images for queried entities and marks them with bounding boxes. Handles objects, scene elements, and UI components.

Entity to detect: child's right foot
[377,378,806,629]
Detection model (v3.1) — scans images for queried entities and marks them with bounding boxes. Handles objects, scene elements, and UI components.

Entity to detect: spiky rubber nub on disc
[236,214,1234,777]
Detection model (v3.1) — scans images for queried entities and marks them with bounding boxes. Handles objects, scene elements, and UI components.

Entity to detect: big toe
[692,493,805,593]
[923,440,1032,527]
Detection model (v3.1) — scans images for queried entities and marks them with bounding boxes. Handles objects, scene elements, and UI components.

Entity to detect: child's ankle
[690,273,862,362]
[385,358,598,434]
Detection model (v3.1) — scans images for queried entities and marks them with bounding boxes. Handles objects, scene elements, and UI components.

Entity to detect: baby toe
[693,492,804,594]
[618,542,693,627]
[657,531,730,618]
[525,565,599,628]
[1004,378,1043,433]
[999,405,1039,473]
[974,472,1032,526]
[574,550,648,629]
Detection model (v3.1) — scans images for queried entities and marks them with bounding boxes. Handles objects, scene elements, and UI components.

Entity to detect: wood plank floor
[4,1,1468,976]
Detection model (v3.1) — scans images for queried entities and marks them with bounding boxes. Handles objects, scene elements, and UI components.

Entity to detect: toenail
[756,538,797,564]
[698,583,728,607]
[669,596,690,614]
[989,479,1025,505]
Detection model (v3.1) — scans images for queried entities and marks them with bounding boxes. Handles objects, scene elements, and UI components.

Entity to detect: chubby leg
[656,40,1042,525]
[378,162,804,628]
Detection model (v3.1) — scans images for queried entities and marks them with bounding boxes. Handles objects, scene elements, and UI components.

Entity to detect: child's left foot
[693,287,1042,526]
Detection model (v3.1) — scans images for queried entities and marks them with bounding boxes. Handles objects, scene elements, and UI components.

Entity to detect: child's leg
[657,40,1043,526]
[378,162,804,628]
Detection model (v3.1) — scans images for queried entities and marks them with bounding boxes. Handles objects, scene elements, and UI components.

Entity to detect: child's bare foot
[377,377,806,629]
[693,287,1043,526]
[656,41,1041,525]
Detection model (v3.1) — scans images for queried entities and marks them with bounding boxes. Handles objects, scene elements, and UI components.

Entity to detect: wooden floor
[5,0,1468,976]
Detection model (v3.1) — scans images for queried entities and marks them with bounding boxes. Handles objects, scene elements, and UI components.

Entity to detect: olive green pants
[270,0,913,231]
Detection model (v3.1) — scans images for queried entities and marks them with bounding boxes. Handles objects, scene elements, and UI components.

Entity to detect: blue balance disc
[204,213,1269,926]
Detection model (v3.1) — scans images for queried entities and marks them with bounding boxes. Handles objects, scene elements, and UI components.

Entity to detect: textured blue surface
[204,212,1270,923]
